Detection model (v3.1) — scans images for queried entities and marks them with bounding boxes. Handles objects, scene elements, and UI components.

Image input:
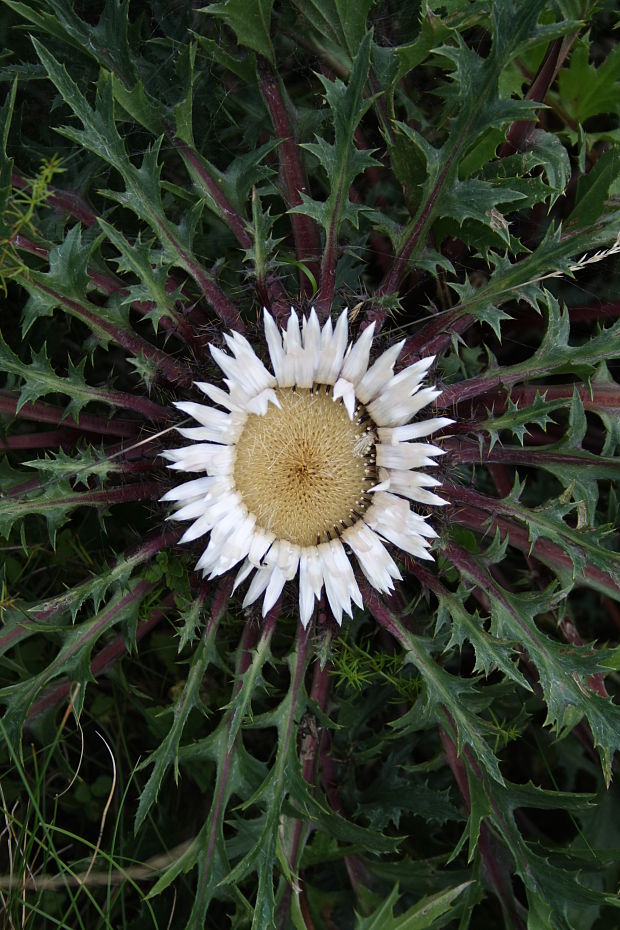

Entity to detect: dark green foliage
[0,2,619,929]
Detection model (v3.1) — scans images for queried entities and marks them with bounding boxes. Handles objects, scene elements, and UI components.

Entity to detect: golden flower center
[233,387,376,547]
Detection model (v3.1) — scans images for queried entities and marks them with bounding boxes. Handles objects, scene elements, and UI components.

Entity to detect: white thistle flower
[161,309,453,627]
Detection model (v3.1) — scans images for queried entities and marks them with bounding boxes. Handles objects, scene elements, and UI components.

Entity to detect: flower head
[162,309,452,626]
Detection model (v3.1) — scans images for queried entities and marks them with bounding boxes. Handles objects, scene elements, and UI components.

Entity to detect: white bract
[162,309,452,627]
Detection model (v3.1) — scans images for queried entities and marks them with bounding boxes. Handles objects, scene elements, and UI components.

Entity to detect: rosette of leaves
[0,2,619,929]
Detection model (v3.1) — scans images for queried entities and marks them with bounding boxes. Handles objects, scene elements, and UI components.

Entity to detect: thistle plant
[0,2,619,929]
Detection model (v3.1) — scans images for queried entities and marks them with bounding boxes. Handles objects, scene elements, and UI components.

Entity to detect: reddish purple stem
[28,280,192,387]
[498,36,576,158]
[401,310,475,362]
[439,728,527,930]
[169,136,253,250]
[86,266,201,351]
[27,594,172,721]
[569,302,620,323]
[442,484,620,598]
[158,226,245,333]
[195,599,279,915]
[442,437,618,474]
[0,391,152,434]
[27,480,163,511]
[377,140,462,303]
[12,171,98,227]
[0,429,83,450]
[257,57,321,299]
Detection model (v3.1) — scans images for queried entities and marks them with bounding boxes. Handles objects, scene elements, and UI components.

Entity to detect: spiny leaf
[292,31,377,234]
[178,139,278,220]
[0,539,162,660]
[32,46,228,315]
[194,34,257,82]
[436,178,527,245]
[0,78,17,232]
[0,477,75,545]
[567,146,618,230]
[383,622,505,786]
[0,580,152,744]
[23,446,121,488]
[20,225,127,341]
[0,331,129,420]
[440,284,620,401]
[0,480,155,547]
[438,584,531,690]
[246,188,283,286]
[463,765,620,927]
[448,277,513,339]
[176,596,205,652]
[108,72,164,137]
[357,759,463,830]
[481,391,561,451]
[556,36,620,126]
[200,0,276,64]
[149,725,266,906]
[292,0,376,60]
[527,129,572,203]
[468,569,620,785]
[354,881,472,930]
[385,0,548,270]
[134,605,218,831]
[223,641,401,928]
[97,223,179,333]
[149,633,274,916]
[6,0,136,82]
[224,624,275,752]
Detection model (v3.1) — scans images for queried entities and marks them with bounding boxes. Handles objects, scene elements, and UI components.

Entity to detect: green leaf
[438,583,531,691]
[355,881,472,929]
[179,139,278,221]
[528,129,571,203]
[292,0,375,61]
[442,285,620,396]
[200,0,275,64]
[481,391,561,450]
[391,16,452,83]
[194,34,257,82]
[172,42,198,144]
[293,32,377,235]
[32,44,230,319]
[467,568,620,786]
[4,0,135,80]
[0,331,131,420]
[0,477,76,544]
[461,765,620,927]
[0,540,160,660]
[567,147,618,230]
[0,77,17,229]
[557,37,620,125]
[109,72,164,137]
[224,631,275,752]
[358,761,463,830]
[0,580,152,744]
[386,0,550,270]
[382,605,505,785]
[24,446,121,488]
[97,222,178,333]
[134,605,218,830]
